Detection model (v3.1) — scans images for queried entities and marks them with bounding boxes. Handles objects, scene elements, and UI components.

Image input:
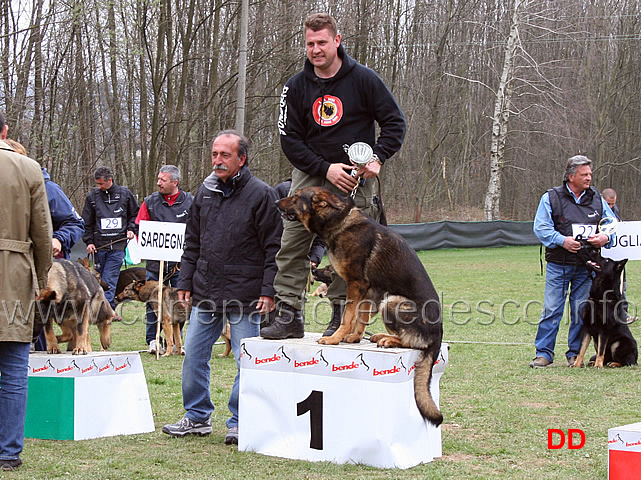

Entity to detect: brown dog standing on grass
[36,259,113,354]
[276,186,444,426]
[116,280,191,356]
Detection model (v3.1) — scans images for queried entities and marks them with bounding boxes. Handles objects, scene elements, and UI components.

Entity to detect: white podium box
[26,352,155,440]
[239,334,448,469]
[609,422,641,479]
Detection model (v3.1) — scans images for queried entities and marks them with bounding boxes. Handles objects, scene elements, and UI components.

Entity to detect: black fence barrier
[389,220,539,251]
[70,220,540,261]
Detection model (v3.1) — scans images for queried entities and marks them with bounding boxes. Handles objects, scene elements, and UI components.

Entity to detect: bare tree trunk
[484,0,522,220]
[107,0,125,178]
[235,0,248,133]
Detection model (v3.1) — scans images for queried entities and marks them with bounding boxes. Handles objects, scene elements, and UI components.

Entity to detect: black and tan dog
[36,259,113,354]
[309,264,334,297]
[114,267,147,301]
[276,186,444,426]
[78,257,146,303]
[573,239,638,368]
[116,280,191,356]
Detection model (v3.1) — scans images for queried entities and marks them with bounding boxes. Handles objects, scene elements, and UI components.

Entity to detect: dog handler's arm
[178,290,191,306]
[587,233,609,248]
[562,236,582,253]
[355,158,381,179]
[325,163,358,193]
[256,296,275,315]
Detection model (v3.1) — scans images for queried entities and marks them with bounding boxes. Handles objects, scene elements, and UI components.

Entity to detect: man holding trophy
[261,12,406,340]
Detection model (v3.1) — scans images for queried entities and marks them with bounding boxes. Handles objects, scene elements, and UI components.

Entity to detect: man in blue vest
[135,165,193,354]
[82,166,139,312]
[531,155,616,368]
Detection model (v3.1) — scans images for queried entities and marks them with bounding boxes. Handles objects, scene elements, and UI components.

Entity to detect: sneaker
[162,417,212,437]
[529,356,552,368]
[149,340,166,355]
[224,426,239,445]
[567,356,578,367]
[181,346,185,355]
[1,458,23,471]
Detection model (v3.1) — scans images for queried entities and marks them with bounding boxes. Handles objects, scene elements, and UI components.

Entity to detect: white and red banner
[239,334,448,469]
[609,422,641,479]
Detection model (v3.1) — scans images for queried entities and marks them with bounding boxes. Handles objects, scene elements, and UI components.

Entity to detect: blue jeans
[535,262,591,362]
[145,269,180,345]
[94,249,125,309]
[181,305,260,428]
[0,342,31,461]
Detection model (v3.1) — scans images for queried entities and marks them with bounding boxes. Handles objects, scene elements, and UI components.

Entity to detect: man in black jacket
[162,130,282,445]
[261,12,406,340]
[82,166,138,311]
[135,165,193,354]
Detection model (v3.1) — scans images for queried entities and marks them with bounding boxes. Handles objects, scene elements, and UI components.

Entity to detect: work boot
[260,303,304,339]
[322,302,345,337]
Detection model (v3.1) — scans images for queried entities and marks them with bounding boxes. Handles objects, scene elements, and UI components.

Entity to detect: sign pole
[155,261,164,360]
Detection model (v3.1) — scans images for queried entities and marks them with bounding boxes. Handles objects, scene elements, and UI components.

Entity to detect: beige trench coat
[0,140,52,342]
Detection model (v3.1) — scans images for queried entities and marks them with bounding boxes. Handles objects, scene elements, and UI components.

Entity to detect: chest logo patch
[312,95,343,127]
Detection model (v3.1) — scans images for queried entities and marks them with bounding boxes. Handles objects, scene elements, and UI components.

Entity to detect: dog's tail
[414,349,443,426]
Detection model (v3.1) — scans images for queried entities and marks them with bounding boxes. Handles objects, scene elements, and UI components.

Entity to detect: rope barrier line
[443,340,530,346]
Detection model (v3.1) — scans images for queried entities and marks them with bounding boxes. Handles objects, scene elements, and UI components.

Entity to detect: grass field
[14,246,641,479]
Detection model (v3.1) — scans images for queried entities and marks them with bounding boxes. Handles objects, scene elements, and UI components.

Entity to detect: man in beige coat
[0,112,52,471]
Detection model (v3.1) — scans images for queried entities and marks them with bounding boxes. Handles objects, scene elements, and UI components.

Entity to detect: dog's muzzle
[280,211,298,222]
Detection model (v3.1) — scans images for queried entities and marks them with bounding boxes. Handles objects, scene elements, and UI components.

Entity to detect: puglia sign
[138,220,186,262]
[573,221,641,261]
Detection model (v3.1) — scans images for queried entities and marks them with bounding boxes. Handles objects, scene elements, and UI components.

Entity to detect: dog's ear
[37,288,57,302]
[312,190,343,210]
[135,280,146,289]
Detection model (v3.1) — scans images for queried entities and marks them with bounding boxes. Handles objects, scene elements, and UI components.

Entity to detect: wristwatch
[371,154,383,166]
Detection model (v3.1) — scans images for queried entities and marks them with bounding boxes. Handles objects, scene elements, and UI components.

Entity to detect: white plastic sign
[137,220,186,262]
[573,221,641,260]
[239,334,448,469]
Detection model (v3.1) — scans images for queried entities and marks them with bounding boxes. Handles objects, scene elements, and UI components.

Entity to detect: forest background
[2,0,640,223]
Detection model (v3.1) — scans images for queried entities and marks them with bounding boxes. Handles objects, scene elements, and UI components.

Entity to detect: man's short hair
[215,129,250,164]
[564,155,592,182]
[601,188,617,201]
[304,13,338,37]
[0,111,5,132]
[159,165,180,183]
[94,166,114,181]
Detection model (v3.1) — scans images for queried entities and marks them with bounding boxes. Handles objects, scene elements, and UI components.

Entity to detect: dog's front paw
[47,347,61,354]
[344,333,362,343]
[72,347,88,355]
[318,335,340,345]
[369,334,384,344]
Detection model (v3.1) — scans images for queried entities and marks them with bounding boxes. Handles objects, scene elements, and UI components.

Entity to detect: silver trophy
[343,142,373,178]
[598,216,618,235]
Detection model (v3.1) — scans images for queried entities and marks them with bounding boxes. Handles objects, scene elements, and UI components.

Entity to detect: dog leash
[87,237,131,268]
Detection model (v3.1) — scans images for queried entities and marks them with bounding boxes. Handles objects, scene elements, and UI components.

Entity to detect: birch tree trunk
[484,0,522,220]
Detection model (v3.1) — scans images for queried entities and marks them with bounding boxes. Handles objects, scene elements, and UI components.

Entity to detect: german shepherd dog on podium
[276,186,444,426]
